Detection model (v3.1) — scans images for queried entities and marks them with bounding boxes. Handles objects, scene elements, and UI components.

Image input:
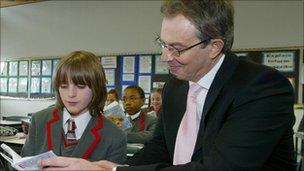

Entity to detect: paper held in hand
[0,143,56,170]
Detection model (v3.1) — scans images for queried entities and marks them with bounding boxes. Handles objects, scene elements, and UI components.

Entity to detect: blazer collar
[72,115,103,159]
[46,109,103,159]
[46,109,61,154]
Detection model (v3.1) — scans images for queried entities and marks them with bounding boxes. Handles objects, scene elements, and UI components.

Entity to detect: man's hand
[39,157,105,170]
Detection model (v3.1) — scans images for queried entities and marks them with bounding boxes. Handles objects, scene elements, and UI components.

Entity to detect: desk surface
[0,136,25,145]
[0,120,21,126]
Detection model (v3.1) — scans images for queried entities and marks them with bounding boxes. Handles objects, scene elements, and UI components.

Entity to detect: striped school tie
[66,119,77,143]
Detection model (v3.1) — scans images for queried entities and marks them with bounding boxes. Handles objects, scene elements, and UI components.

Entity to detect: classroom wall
[233,1,303,49]
[0,98,55,117]
[0,1,303,117]
[0,1,163,60]
[1,1,303,59]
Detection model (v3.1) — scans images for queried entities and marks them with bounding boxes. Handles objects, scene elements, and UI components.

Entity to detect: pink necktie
[66,119,77,143]
[173,83,202,165]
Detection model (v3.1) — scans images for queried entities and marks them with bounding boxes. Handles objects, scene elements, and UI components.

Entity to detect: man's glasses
[155,36,210,57]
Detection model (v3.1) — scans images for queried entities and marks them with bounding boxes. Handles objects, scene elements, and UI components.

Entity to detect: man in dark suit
[39,0,296,170]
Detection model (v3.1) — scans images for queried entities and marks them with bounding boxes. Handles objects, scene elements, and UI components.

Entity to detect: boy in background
[123,85,157,144]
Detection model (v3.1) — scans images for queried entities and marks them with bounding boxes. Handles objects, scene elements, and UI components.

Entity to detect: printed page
[0,143,57,170]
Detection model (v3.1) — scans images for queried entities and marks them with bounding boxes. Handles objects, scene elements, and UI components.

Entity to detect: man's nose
[161,50,174,62]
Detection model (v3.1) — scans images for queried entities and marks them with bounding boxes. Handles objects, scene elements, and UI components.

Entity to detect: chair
[295,132,304,171]
[0,159,4,170]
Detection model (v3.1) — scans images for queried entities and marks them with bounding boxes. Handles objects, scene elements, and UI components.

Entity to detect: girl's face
[106,93,117,106]
[59,79,93,116]
[151,92,162,111]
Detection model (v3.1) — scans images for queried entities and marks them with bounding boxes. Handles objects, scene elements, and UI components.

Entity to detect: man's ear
[209,39,224,59]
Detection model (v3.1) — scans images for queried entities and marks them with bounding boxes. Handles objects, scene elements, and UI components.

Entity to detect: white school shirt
[126,110,141,121]
[62,108,92,140]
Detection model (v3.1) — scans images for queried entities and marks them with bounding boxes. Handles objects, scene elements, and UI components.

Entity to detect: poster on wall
[8,78,17,93]
[153,82,165,88]
[155,55,168,74]
[101,56,117,68]
[0,61,8,76]
[123,56,135,73]
[53,59,59,75]
[41,77,52,93]
[122,74,134,82]
[18,78,28,93]
[31,60,41,76]
[0,78,7,92]
[144,94,150,105]
[138,75,151,93]
[263,52,295,72]
[105,69,115,86]
[139,55,152,73]
[42,60,52,76]
[9,61,18,76]
[30,77,40,93]
[122,85,130,94]
[19,61,28,76]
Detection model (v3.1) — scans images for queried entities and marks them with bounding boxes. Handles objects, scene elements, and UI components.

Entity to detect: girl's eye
[60,84,68,89]
[77,85,86,89]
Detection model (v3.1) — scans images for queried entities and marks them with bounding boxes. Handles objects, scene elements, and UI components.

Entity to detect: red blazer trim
[82,113,103,159]
[139,112,145,132]
[46,108,60,150]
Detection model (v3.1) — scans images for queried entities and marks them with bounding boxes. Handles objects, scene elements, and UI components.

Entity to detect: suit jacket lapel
[46,109,62,155]
[194,53,240,154]
[72,115,103,159]
[166,79,188,156]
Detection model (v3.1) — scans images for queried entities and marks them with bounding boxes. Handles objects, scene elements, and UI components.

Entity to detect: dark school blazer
[125,111,157,144]
[21,107,127,163]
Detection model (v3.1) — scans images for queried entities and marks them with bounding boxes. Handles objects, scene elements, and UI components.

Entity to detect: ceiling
[0,0,44,8]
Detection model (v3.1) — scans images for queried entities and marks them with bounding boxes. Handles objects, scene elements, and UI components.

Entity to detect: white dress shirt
[62,108,92,140]
[191,54,225,134]
[126,110,141,121]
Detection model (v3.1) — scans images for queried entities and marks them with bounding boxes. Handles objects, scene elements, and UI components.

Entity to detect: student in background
[105,89,120,106]
[147,88,163,118]
[21,50,126,163]
[104,89,131,129]
[123,85,157,144]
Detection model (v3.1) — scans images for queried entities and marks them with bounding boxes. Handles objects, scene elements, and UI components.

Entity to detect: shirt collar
[192,54,225,90]
[126,110,141,120]
[62,108,92,138]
